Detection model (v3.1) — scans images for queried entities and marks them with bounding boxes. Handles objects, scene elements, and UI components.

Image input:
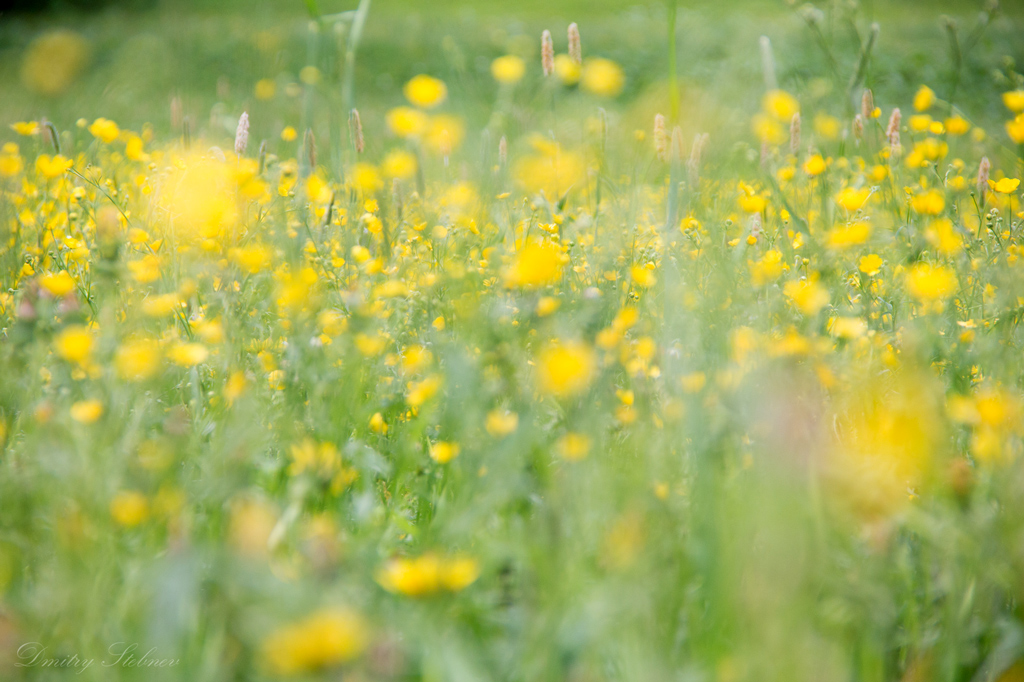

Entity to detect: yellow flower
[913,85,936,112]
[281,126,297,142]
[536,296,560,316]
[906,263,957,301]
[784,278,829,316]
[750,249,783,286]
[229,243,273,274]
[39,270,76,297]
[911,189,945,215]
[1003,90,1024,113]
[20,30,90,96]
[403,74,447,109]
[580,58,625,97]
[386,106,429,138]
[814,113,841,141]
[70,399,104,424]
[369,412,387,434]
[142,293,181,318]
[1006,114,1024,144]
[110,490,149,527]
[424,114,465,156]
[491,55,526,84]
[829,316,867,339]
[924,218,963,255]
[254,78,275,100]
[168,342,209,367]
[352,163,385,195]
[827,221,871,249]
[631,264,656,288]
[11,121,39,136]
[88,118,120,144]
[442,556,481,591]
[55,325,94,365]
[738,193,766,213]
[557,433,592,461]
[513,136,586,198]
[263,609,368,676]
[406,374,442,407]
[762,90,799,120]
[429,441,460,464]
[536,341,596,397]
[554,54,581,85]
[945,116,971,136]
[835,187,871,212]
[34,154,72,179]
[377,554,441,596]
[381,148,417,179]
[377,554,479,597]
[299,65,320,85]
[0,149,23,177]
[990,177,1020,194]
[485,409,519,437]
[505,241,564,288]
[804,155,826,176]
[288,439,341,477]
[115,339,162,381]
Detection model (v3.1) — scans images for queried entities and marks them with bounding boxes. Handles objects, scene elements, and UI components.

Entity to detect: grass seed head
[654,114,668,162]
[541,30,555,77]
[234,111,249,157]
[568,22,582,65]
[350,108,365,154]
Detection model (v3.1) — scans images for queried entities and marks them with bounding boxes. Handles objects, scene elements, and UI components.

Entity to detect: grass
[1,0,1024,681]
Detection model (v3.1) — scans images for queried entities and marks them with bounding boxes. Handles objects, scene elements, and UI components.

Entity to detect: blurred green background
[0,0,1022,167]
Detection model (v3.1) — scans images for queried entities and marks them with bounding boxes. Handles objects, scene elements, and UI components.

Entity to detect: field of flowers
[2,0,1024,680]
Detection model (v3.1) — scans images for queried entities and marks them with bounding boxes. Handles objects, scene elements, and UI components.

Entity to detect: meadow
[2,0,1024,680]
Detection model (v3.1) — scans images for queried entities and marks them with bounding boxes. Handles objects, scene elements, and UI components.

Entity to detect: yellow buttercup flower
[1003,90,1024,113]
[554,54,581,85]
[110,490,149,526]
[386,106,429,138]
[11,121,39,136]
[913,85,936,112]
[263,609,368,676]
[20,30,90,96]
[506,241,564,289]
[631,264,656,288]
[557,433,592,461]
[536,341,596,397]
[376,553,479,597]
[580,57,624,97]
[835,187,871,212]
[403,74,447,109]
[911,189,945,215]
[491,55,526,84]
[784,278,830,316]
[906,262,957,301]
[381,148,417,180]
[88,118,120,144]
[34,154,72,179]
[1006,114,1024,144]
[429,441,460,464]
[38,270,76,297]
[763,89,799,120]
[55,325,94,365]
[827,221,871,249]
[70,399,104,424]
[168,342,209,367]
[990,177,1020,194]
[485,410,519,437]
[115,339,162,381]
[804,155,826,176]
